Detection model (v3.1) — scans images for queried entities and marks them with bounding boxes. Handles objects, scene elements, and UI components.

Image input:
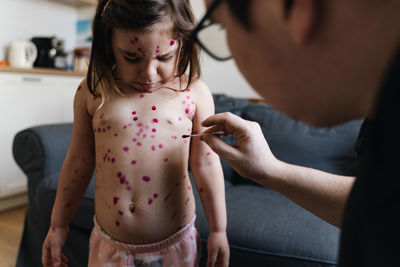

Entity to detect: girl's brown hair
[87,0,201,104]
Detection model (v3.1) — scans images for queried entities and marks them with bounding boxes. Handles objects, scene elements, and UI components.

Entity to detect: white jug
[8,40,37,68]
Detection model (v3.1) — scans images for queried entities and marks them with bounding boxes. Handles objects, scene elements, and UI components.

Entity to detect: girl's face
[112,23,179,92]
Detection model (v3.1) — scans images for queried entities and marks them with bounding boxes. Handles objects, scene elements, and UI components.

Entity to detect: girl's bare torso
[87,85,197,244]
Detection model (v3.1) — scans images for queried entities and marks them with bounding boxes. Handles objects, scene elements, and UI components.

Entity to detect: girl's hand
[201,112,282,183]
[42,226,69,267]
[207,231,230,267]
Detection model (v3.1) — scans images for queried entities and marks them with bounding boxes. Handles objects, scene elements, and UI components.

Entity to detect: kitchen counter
[0,66,85,77]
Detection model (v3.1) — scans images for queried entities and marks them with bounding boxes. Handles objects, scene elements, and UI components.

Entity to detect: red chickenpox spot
[130,39,135,45]
[117,172,122,177]
[153,193,158,198]
[118,210,123,215]
[206,152,211,156]
[123,147,129,152]
[138,123,143,127]
[152,118,158,123]
[131,160,136,165]
[120,177,126,184]
[152,105,156,110]
[164,158,168,162]
[188,186,192,191]
[138,48,143,52]
[51,226,56,232]
[148,198,153,205]
[193,130,198,134]
[176,181,180,187]
[156,49,160,54]
[187,88,191,92]
[199,188,204,193]
[158,144,163,149]
[123,125,127,129]
[164,193,171,201]
[114,133,118,137]
[133,117,138,121]
[182,101,186,104]
[127,186,132,191]
[140,94,145,98]
[178,117,182,121]
[137,142,142,146]
[98,128,101,132]
[108,149,111,153]
[62,186,69,191]
[115,221,120,227]
[124,180,129,185]
[77,86,81,91]
[111,158,115,163]
[132,138,137,142]
[142,134,147,138]
[132,111,136,115]
[170,40,175,46]
[107,126,111,130]
[65,202,71,209]
[142,176,151,182]
[151,145,155,151]
[152,128,156,132]
[187,96,190,99]
[151,135,155,138]
[136,132,141,137]
[171,210,177,220]
[113,197,119,205]
[134,37,139,42]
[171,136,177,139]
[185,108,190,114]
[191,101,194,104]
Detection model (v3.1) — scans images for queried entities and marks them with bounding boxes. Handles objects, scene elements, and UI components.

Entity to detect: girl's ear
[285,0,317,44]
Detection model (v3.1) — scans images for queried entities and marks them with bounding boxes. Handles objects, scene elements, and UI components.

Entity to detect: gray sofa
[13,94,363,267]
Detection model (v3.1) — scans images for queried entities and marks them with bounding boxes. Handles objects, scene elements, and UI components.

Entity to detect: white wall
[0,0,78,60]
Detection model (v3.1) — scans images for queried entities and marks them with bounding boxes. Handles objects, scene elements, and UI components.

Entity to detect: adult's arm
[201,112,355,228]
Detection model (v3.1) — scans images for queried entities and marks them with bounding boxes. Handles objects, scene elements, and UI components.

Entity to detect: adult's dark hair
[87,0,201,105]
[226,0,294,28]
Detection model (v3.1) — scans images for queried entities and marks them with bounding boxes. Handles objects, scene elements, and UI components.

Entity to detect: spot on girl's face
[142,176,151,182]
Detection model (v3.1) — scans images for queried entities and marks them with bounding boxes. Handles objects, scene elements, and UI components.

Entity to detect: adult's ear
[285,0,318,44]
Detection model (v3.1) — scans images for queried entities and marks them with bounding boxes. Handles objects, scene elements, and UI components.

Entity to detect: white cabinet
[0,71,82,202]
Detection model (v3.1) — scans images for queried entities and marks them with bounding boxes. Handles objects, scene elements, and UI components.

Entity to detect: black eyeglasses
[190,0,232,61]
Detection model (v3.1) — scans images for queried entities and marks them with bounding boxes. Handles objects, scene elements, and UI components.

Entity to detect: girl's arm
[189,80,229,266]
[50,80,96,228]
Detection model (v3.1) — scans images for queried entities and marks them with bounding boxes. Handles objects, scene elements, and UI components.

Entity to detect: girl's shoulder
[75,78,102,117]
[185,77,211,95]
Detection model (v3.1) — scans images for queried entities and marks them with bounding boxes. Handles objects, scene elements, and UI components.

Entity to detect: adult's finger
[202,112,248,132]
[42,244,52,267]
[50,241,62,266]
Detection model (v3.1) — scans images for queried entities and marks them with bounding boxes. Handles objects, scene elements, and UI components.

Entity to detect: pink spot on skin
[187,96,190,99]
[123,146,129,152]
[178,117,182,121]
[148,198,153,205]
[132,111,136,115]
[171,136,177,139]
[127,186,132,191]
[171,210,177,220]
[62,186,69,191]
[142,134,147,138]
[117,172,122,178]
[188,186,192,191]
[152,105,156,110]
[151,145,155,151]
[131,160,136,165]
[199,188,204,193]
[120,177,126,184]
[123,125,127,129]
[152,128,156,133]
[152,118,158,123]
[138,123,143,127]
[182,101,186,104]
[132,138,137,142]
[113,197,119,205]
[140,94,145,98]
[164,192,171,201]
[170,40,175,46]
[137,142,142,146]
[134,37,139,42]
[77,86,81,91]
[185,108,190,114]
[151,135,155,138]
[133,117,138,121]
[64,202,71,209]
[114,133,118,137]
[115,221,120,227]
[124,180,129,185]
[107,126,111,130]
[187,88,191,92]
[143,176,151,182]
[51,226,56,232]
[206,152,211,156]
[164,158,168,162]
[153,193,158,198]
[111,158,115,163]
[118,210,123,215]
[158,144,163,149]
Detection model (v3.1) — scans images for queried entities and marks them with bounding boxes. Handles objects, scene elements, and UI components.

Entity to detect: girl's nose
[140,62,157,80]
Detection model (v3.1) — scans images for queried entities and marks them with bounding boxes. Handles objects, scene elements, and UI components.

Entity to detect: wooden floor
[0,205,27,267]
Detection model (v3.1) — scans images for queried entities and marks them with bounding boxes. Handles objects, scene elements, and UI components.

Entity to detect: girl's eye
[158,55,173,62]
[124,56,140,64]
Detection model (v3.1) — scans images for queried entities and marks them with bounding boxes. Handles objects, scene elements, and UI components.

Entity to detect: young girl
[41,0,229,266]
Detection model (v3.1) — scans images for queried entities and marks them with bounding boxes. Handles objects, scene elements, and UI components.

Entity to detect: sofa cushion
[224,185,340,266]
[239,103,363,185]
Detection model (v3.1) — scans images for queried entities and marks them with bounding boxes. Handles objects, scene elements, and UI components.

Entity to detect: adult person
[190,0,400,266]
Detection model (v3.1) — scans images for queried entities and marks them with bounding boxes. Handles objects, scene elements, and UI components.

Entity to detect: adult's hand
[201,112,282,182]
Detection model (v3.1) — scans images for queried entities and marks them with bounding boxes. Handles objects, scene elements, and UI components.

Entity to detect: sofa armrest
[13,123,73,190]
